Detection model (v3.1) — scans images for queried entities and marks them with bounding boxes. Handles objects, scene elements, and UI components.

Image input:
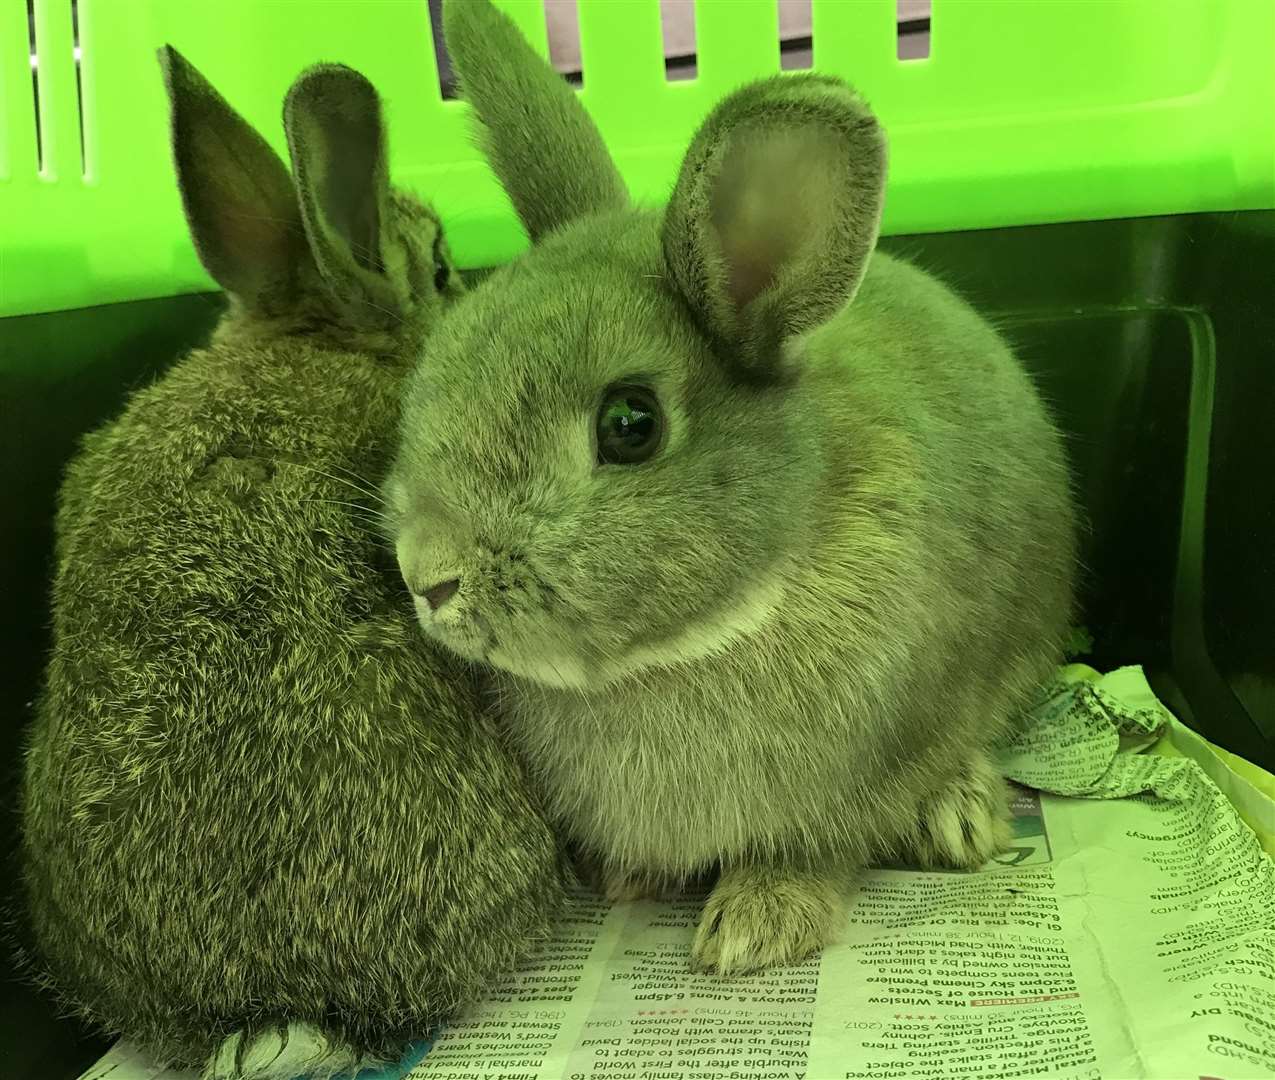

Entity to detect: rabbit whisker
[347,293,409,327]
[299,499,393,530]
[279,460,388,504]
[325,463,390,503]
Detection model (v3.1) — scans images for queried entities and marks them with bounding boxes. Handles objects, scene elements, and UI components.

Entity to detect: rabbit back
[23,340,564,1065]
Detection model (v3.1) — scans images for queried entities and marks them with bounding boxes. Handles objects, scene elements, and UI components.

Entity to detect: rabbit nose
[418,577,461,612]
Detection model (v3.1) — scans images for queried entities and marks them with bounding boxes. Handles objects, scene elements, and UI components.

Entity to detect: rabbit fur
[385,0,1077,978]
[20,47,565,1077]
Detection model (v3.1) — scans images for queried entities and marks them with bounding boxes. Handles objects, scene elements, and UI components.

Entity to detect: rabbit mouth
[415,607,495,663]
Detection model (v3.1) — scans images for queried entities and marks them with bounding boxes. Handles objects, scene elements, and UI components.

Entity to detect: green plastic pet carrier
[2,2,1274,1077]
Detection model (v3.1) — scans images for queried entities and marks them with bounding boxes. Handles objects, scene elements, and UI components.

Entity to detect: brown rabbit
[21,47,564,1079]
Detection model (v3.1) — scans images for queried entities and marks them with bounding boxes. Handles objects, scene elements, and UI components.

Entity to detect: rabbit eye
[596,386,663,466]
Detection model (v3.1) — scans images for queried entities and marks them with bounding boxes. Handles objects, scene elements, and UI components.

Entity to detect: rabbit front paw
[690,864,846,976]
[202,1021,374,1080]
[905,751,1012,870]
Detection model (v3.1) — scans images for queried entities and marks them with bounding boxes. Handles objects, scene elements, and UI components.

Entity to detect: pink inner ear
[710,126,840,314]
[722,236,781,312]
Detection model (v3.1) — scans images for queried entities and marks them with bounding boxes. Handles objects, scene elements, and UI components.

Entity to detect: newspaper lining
[82,667,1275,1080]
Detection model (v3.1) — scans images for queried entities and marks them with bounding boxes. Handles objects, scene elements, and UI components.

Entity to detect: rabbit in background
[386,0,1076,978]
[21,47,564,1080]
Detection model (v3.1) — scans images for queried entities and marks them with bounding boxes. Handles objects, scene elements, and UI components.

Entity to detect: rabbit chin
[478,574,789,692]
[418,616,591,690]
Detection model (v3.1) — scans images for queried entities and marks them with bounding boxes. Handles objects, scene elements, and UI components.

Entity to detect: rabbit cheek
[482,579,580,676]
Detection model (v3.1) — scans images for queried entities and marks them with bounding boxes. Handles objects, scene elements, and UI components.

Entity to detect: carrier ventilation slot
[544,0,583,87]
[429,0,587,98]
[427,1,933,107]
[26,0,41,169]
[780,0,813,71]
[26,0,87,175]
[428,0,457,99]
[898,0,932,60]
[660,1,696,82]
[72,0,84,170]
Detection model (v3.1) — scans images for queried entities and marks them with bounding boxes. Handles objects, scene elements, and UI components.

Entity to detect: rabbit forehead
[419,212,680,386]
[396,220,812,523]
[404,251,698,456]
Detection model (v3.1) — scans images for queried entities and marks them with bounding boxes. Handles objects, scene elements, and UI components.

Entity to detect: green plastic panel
[2,0,1273,318]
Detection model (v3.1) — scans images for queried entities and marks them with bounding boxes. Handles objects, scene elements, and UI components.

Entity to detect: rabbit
[384,0,1077,978]
[20,45,565,1079]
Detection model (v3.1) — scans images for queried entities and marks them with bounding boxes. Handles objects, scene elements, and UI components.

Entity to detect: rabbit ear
[159,46,308,305]
[662,75,887,384]
[283,64,397,308]
[442,0,627,241]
